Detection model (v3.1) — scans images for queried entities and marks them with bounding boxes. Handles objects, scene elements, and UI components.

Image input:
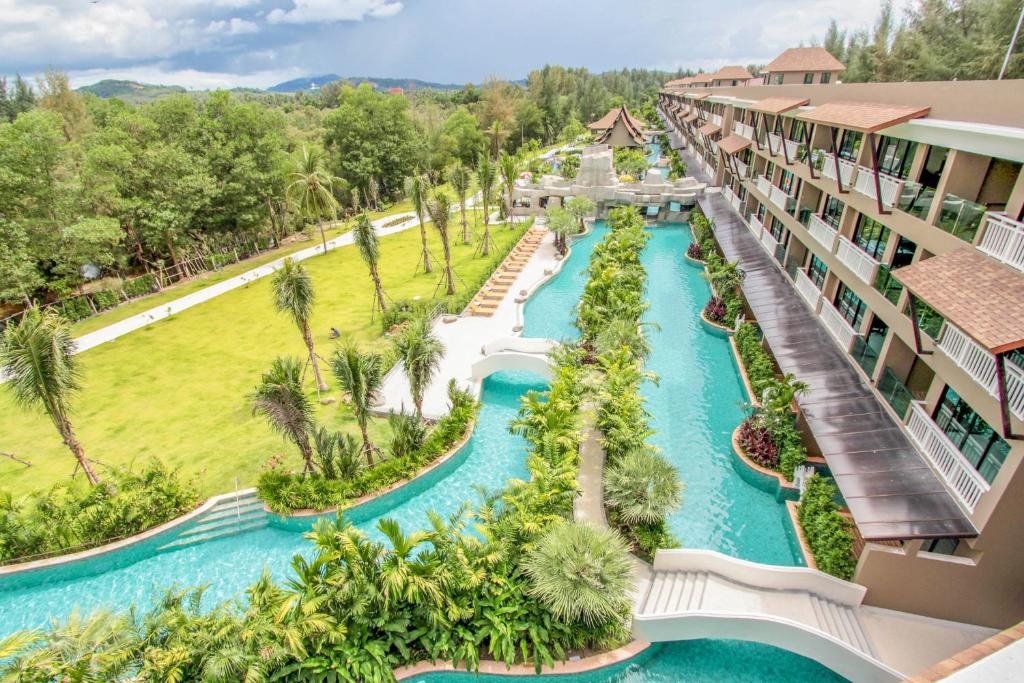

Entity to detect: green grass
[1,211,525,498]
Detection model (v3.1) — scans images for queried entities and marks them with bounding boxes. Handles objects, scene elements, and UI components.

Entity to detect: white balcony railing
[749,214,765,238]
[835,236,881,285]
[806,214,838,252]
[852,166,905,208]
[722,186,743,214]
[760,226,781,255]
[769,184,795,214]
[906,401,990,512]
[978,212,1024,273]
[794,269,822,312]
[938,322,1024,420]
[734,158,748,179]
[756,175,772,198]
[711,113,723,127]
[784,138,801,160]
[734,122,754,140]
[819,152,857,187]
[819,299,860,352]
[767,132,783,156]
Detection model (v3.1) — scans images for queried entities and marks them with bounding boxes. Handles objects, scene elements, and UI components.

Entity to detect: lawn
[0,211,526,498]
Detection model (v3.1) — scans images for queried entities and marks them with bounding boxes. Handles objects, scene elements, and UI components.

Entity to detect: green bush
[122,273,159,298]
[797,475,856,580]
[735,323,776,397]
[59,296,93,322]
[91,289,121,311]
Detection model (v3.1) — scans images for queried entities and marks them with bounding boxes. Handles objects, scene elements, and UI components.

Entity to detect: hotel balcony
[938,322,1024,421]
[733,158,749,179]
[759,224,782,258]
[805,213,838,252]
[710,113,723,127]
[783,138,801,161]
[905,401,990,512]
[794,268,822,312]
[835,236,881,285]
[749,213,765,239]
[978,212,1024,273]
[852,166,906,208]
[754,174,794,213]
[819,298,861,352]
[722,186,743,214]
[818,151,858,187]
[734,122,754,140]
[767,132,784,156]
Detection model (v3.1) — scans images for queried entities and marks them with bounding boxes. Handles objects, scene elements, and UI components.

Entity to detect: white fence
[938,322,1024,421]
[835,236,881,285]
[978,212,1024,273]
[906,401,990,512]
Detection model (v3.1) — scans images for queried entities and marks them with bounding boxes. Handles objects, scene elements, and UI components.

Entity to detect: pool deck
[377,218,560,419]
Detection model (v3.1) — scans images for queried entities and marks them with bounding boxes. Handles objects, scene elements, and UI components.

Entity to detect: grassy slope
[1,211,522,498]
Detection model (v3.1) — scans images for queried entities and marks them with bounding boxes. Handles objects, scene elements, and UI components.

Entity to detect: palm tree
[250,357,317,475]
[426,192,456,296]
[498,151,519,226]
[272,258,327,392]
[545,206,575,255]
[475,153,497,256]
[352,212,388,314]
[287,146,340,254]
[604,450,684,525]
[521,521,634,627]
[565,196,595,233]
[405,173,432,274]
[447,164,473,245]
[331,341,384,466]
[393,317,444,416]
[0,308,99,484]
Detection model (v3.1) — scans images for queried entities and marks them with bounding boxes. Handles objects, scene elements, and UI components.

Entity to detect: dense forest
[0,67,675,311]
[819,0,1023,82]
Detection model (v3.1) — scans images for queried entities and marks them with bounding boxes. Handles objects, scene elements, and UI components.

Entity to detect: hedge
[797,474,856,580]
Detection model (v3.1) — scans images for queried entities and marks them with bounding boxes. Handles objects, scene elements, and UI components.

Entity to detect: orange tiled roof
[749,96,811,115]
[892,249,1024,353]
[684,91,710,100]
[718,134,752,155]
[698,122,721,136]
[765,47,846,73]
[683,112,700,123]
[796,100,930,133]
[710,65,756,82]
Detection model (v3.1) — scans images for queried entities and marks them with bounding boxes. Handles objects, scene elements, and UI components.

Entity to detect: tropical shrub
[121,272,159,298]
[703,296,727,323]
[59,296,92,321]
[91,288,121,310]
[798,475,856,580]
[737,419,780,468]
[0,462,198,563]
[686,241,704,260]
[734,322,776,397]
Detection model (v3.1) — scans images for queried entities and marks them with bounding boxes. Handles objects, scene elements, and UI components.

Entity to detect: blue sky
[1,0,904,89]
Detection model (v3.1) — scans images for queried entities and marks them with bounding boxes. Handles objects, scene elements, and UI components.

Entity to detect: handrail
[905,401,989,512]
[978,212,1024,272]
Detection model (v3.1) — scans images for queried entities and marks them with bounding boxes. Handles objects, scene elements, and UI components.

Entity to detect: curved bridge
[632,550,904,682]
[470,347,554,382]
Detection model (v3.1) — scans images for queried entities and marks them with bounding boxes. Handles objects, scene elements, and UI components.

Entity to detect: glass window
[821,72,832,84]
[804,73,814,84]
[756,203,767,222]
[923,538,959,555]
[932,386,1010,484]
[834,282,867,330]
[837,130,862,161]
[904,296,944,340]
[821,195,845,228]
[808,255,828,289]
[769,215,786,242]
[765,160,776,181]
[772,73,784,85]
[852,214,891,260]
[779,169,797,195]
[852,315,888,376]
[877,136,917,179]
[874,236,916,305]
[919,146,949,189]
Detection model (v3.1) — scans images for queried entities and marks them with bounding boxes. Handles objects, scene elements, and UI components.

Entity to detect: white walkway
[377,220,560,419]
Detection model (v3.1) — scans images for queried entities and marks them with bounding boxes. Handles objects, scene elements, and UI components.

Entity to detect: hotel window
[933,386,1010,485]
[820,72,832,84]
[731,80,738,86]
[837,130,862,161]
[821,195,845,228]
[852,215,890,260]
[804,73,814,84]
[834,282,867,330]
[904,295,944,340]
[874,236,916,305]
[779,169,797,195]
[769,215,786,242]
[922,538,959,556]
[852,315,888,376]
[756,203,767,222]
[772,73,784,85]
[765,161,776,181]
[807,255,828,289]
[877,136,917,179]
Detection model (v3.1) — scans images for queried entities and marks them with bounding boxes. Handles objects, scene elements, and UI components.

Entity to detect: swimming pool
[409,640,846,682]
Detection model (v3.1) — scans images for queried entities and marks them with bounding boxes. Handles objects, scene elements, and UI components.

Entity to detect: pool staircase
[468,225,547,317]
[632,549,904,682]
[156,489,268,553]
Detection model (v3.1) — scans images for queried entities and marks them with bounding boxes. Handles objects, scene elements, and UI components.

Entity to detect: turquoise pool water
[410,640,846,682]
[0,370,544,637]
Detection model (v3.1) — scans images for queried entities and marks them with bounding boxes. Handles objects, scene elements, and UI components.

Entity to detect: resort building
[659,75,1024,629]
[761,46,846,85]
[708,65,758,88]
[586,105,647,147]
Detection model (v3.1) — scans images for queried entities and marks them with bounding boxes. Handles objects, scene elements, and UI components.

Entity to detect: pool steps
[156,490,268,552]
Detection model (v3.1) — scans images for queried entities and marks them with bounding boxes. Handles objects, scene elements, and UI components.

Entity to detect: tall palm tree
[565,196,595,233]
[426,192,456,296]
[475,153,497,257]
[405,173,432,274]
[287,146,340,254]
[272,258,327,391]
[545,206,575,255]
[498,151,519,226]
[331,341,384,466]
[352,212,388,315]
[251,357,317,475]
[0,308,99,484]
[393,317,444,417]
[447,164,473,245]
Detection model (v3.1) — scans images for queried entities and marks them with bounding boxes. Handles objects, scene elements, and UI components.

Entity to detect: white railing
[722,186,743,214]
[749,214,765,238]
[806,214,838,252]
[835,236,881,285]
[906,401,990,512]
[978,212,1024,273]
[767,132,783,156]
[819,299,860,352]
[769,184,794,214]
[794,269,822,312]
[734,122,754,140]
[711,113,723,127]
[734,158,748,178]
[756,175,772,198]
[759,225,781,255]
[819,152,858,187]
[938,322,1024,420]
[852,166,905,208]
[784,138,801,160]
[729,190,742,213]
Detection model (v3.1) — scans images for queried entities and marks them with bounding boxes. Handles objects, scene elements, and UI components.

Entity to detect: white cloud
[206,17,260,35]
[267,0,403,25]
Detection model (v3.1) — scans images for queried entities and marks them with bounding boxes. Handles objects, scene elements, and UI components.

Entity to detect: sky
[1,0,910,90]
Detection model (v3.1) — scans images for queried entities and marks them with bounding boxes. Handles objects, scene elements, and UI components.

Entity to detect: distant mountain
[77,80,187,102]
[268,74,466,93]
